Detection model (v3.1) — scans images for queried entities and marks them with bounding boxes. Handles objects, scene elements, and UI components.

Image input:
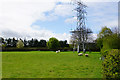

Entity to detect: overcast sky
[0,0,119,43]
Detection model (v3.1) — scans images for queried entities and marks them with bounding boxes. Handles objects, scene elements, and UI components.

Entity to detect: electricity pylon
[71,0,92,53]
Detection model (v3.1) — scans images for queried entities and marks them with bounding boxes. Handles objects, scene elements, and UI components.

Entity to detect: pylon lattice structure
[71,0,92,53]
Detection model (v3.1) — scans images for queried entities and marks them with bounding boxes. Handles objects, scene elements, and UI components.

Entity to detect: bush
[101,48,110,57]
[102,49,120,78]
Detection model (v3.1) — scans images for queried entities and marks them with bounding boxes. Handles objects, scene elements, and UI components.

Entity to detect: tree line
[1,26,119,52]
[0,38,69,49]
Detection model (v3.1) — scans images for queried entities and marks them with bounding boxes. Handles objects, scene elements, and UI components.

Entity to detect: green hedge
[101,48,110,57]
[102,49,120,78]
[2,47,73,51]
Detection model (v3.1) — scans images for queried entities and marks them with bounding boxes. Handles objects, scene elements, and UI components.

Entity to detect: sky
[0,0,119,43]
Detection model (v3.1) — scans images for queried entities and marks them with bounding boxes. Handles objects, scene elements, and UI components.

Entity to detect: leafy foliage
[97,27,112,50]
[97,27,120,78]
[59,40,69,48]
[16,40,24,49]
[101,33,120,57]
[1,37,70,49]
[102,49,120,78]
[98,26,112,38]
[96,38,103,49]
[39,40,47,47]
[2,43,7,49]
[47,37,60,49]
[101,49,110,57]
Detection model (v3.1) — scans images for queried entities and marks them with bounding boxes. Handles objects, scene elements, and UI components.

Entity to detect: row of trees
[0,38,47,48]
[0,38,69,49]
[1,26,118,51]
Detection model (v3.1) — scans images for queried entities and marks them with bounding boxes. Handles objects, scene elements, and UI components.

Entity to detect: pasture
[2,51,102,78]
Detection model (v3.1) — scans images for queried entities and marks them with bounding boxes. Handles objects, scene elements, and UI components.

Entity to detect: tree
[39,39,46,47]
[0,37,5,44]
[102,33,120,50]
[59,41,64,48]
[97,27,113,50]
[28,38,34,47]
[16,40,24,48]
[2,43,6,49]
[47,37,60,49]
[96,38,103,50]
[59,40,69,48]
[98,26,112,38]
[24,39,28,47]
[6,38,12,47]
[64,40,69,47]
[11,38,17,47]
[101,27,120,78]
[33,39,39,47]
[98,27,120,57]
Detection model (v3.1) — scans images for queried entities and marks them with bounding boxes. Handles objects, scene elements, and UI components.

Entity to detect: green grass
[2,51,102,78]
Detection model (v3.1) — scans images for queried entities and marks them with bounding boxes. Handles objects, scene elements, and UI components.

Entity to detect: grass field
[2,51,102,78]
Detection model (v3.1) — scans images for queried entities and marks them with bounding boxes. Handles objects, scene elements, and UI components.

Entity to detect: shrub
[101,48,110,57]
[102,49,120,78]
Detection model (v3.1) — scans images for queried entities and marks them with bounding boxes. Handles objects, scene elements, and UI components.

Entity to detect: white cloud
[0,0,72,41]
[57,0,71,3]
[0,0,118,43]
[103,20,118,28]
[54,33,71,43]
[57,0,119,3]
[85,2,118,33]
[91,33,97,40]
[0,0,56,29]
[54,4,74,17]
[0,25,70,42]
[65,17,77,23]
